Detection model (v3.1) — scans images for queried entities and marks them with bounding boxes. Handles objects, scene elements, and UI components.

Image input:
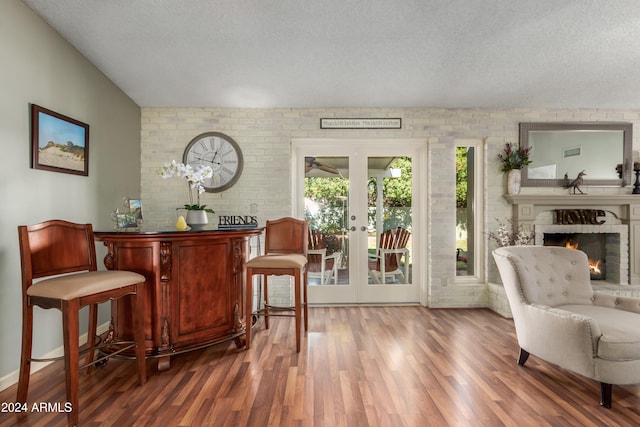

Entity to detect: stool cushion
[27,270,145,300]
[246,254,307,269]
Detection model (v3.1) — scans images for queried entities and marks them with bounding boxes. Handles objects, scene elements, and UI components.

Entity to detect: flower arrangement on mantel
[487,218,535,247]
[497,142,532,172]
[157,161,215,213]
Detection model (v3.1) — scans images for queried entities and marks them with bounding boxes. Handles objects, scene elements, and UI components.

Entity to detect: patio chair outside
[368,227,410,284]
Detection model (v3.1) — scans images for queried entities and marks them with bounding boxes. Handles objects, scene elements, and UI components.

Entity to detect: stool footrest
[253,304,299,318]
[82,341,137,369]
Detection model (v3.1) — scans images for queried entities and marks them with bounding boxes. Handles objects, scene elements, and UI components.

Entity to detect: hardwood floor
[2,306,640,426]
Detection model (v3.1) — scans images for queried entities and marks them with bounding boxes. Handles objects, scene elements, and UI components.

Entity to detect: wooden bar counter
[94,226,262,371]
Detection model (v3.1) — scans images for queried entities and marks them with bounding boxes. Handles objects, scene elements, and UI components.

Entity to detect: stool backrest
[18,220,97,289]
[264,217,308,256]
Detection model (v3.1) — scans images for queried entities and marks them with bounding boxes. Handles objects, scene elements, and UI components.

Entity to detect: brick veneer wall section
[140,107,640,312]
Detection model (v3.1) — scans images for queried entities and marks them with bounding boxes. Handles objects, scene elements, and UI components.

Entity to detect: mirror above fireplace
[519,122,632,187]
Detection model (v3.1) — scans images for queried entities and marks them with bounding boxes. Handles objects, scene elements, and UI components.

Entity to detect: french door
[292,139,425,304]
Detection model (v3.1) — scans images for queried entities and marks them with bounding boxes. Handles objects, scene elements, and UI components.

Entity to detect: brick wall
[141,107,640,312]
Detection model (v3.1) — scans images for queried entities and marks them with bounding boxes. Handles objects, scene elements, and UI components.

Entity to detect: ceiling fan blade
[305,157,339,175]
[317,163,339,174]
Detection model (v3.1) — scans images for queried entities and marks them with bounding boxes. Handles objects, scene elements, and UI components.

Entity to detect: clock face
[183,132,244,192]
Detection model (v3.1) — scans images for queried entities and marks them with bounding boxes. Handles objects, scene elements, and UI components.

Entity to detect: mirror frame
[519,122,633,187]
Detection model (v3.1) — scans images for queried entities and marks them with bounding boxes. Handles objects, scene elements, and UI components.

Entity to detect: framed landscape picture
[116,213,138,229]
[128,199,143,220]
[31,104,89,176]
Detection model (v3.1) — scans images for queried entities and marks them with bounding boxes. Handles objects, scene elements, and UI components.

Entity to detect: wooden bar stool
[245,217,308,352]
[17,220,147,426]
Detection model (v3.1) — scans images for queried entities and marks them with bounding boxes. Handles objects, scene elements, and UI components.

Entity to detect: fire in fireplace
[543,233,606,280]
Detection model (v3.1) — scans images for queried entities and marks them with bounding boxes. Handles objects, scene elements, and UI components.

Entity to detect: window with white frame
[455,139,484,282]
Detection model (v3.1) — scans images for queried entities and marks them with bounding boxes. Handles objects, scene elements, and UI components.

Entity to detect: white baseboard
[0,322,111,392]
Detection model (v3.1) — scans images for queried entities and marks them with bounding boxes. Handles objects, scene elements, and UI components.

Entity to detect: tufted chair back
[493,245,595,308]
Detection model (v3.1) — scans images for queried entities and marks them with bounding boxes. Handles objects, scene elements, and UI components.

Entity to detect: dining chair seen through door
[307,228,342,285]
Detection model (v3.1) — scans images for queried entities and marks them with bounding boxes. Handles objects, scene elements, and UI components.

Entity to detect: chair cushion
[27,270,145,301]
[246,254,307,269]
[559,304,640,361]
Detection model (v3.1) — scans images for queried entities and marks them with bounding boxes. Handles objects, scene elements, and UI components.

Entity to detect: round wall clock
[183,132,244,193]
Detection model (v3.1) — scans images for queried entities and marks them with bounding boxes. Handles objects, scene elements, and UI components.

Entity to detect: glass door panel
[294,140,423,304]
[366,157,412,286]
[305,156,350,287]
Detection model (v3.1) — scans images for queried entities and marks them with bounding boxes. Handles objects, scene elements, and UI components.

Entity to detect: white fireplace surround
[504,194,640,286]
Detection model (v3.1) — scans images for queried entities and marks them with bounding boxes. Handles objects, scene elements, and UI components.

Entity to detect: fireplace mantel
[504,194,640,223]
[504,193,640,284]
[504,194,640,207]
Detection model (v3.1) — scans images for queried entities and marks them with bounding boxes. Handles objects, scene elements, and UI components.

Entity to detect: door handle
[350,226,356,231]
[360,226,367,232]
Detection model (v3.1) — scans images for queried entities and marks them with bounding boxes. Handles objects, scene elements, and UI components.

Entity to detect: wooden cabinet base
[95,228,262,371]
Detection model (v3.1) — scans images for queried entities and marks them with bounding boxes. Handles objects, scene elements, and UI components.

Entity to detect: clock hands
[210,142,226,166]
[192,156,221,166]
[195,140,225,166]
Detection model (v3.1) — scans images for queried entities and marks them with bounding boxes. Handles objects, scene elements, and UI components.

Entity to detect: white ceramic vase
[185,209,208,229]
[507,169,521,195]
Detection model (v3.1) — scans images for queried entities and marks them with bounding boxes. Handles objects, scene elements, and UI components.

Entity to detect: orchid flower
[157,161,214,211]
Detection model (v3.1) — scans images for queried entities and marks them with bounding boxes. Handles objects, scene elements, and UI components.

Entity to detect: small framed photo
[128,199,143,220]
[116,213,138,229]
[31,104,89,176]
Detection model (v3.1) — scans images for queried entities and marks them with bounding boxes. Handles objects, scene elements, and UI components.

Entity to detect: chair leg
[368,269,381,284]
[85,303,98,374]
[263,274,270,330]
[294,270,301,352]
[303,270,308,332]
[600,383,613,408]
[381,263,386,285]
[245,268,253,350]
[517,348,530,366]
[63,299,80,427]
[134,284,147,386]
[17,303,33,403]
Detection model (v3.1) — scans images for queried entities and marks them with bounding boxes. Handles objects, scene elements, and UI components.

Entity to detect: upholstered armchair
[493,245,640,408]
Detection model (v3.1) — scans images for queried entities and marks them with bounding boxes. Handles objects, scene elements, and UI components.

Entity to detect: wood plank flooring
[2,306,640,426]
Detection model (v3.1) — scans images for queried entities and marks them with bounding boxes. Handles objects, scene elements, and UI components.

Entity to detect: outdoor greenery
[456,147,471,275]
[305,176,347,233]
[456,147,468,208]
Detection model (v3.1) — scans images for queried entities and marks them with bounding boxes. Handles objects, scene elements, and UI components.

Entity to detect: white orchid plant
[487,218,535,247]
[157,160,215,212]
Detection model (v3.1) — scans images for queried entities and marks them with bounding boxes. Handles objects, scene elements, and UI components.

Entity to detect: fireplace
[503,194,640,285]
[542,233,612,280]
[535,224,628,284]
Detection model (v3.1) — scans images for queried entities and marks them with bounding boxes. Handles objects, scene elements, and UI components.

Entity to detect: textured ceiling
[22,0,640,109]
